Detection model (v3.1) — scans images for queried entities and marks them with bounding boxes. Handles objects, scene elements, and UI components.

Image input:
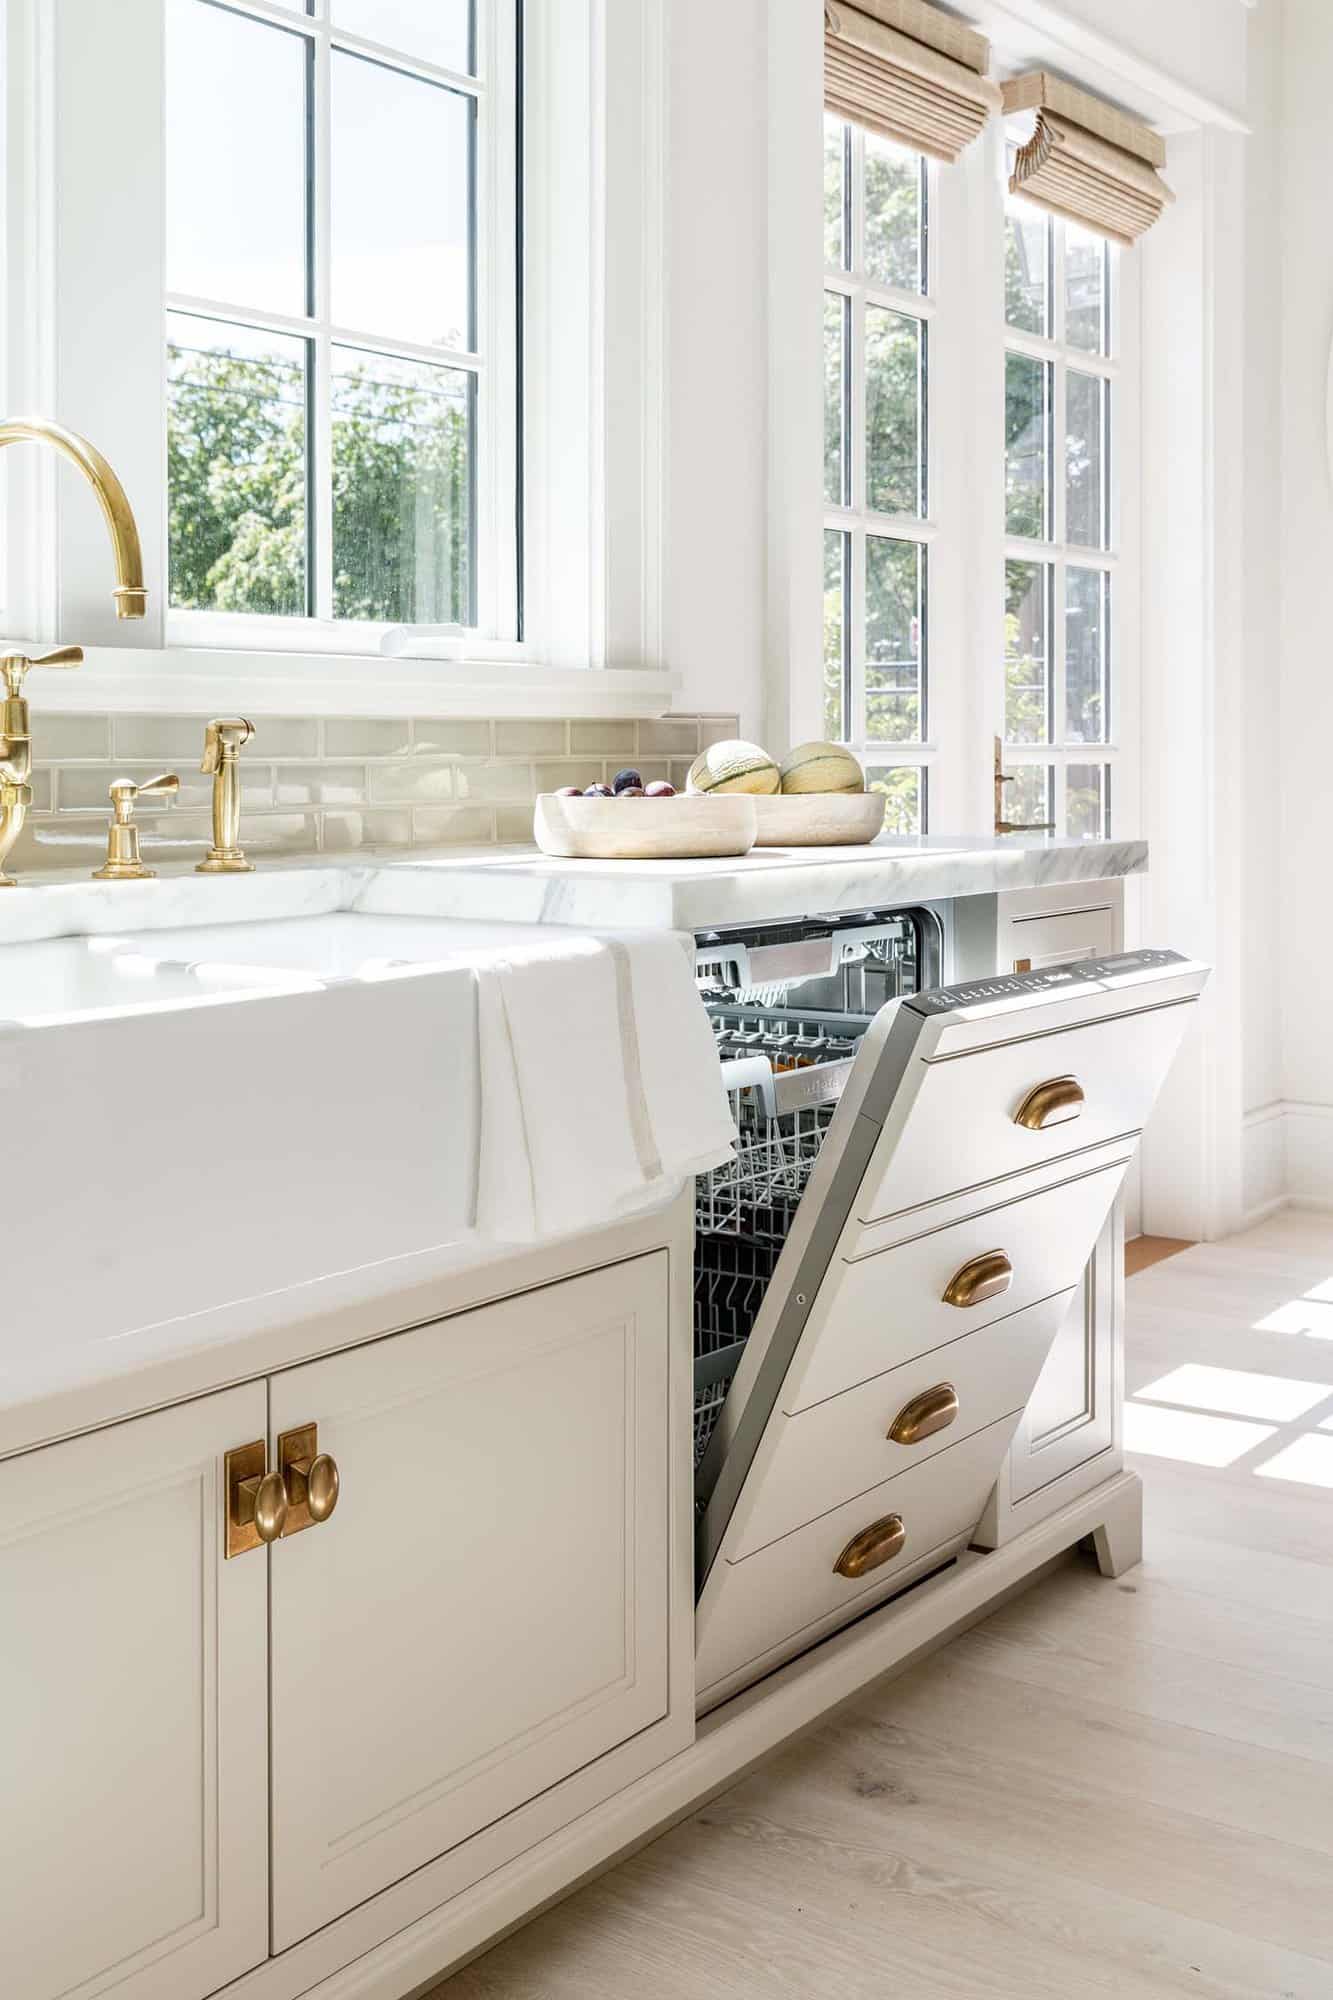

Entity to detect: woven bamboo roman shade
[1002,72,1173,246]
[823,0,1002,164]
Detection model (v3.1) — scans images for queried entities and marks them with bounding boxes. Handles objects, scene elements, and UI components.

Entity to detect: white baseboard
[1241,1100,1333,1221]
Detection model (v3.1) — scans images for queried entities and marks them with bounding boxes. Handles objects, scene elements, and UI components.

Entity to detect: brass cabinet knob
[942,1249,1013,1309]
[292,1452,340,1523]
[1014,1076,1085,1131]
[834,1513,906,1579]
[887,1383,959,1446]
[239,1469,289,1544]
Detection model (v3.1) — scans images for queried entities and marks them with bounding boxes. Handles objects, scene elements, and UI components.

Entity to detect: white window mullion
[311,19,333,621]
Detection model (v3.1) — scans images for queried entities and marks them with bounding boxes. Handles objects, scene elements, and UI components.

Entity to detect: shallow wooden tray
[533,792,757,860]
[751,792,885,847]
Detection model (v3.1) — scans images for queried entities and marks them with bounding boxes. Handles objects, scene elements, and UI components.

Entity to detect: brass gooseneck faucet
[0,417,148,885]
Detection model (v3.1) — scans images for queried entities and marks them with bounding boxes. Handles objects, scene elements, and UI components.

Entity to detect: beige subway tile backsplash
[494,719,567,756]
[35,716,110,761]
[570,720,636,755]
[324,718,412,759]
[411,720,491,758]
[17,711,724,871]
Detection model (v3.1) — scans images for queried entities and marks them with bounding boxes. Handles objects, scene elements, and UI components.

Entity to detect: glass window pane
[1004,765,1053,831]
[1005,559,1051,744]
[333,53,473,348]
[824,530,848,742]
[1066,224,1110,354]
[331,0,472,72]
[332,347,475,625]
[865,536,925,743]
[1005,352,1050,539]
[1005,205,1049,335]
[166,0,308,316]
[866,306,925,517]
[864,135,925,294]
[1066,566,1111,743]
[866,765,926,837]
[1067,762,1111,839]
[824,116,848,271]
[167,314,308,616]
[824,292,848,506]
[1067,370,1109,550]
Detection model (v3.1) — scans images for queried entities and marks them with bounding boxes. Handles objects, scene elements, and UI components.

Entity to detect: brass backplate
[276,1423,319,1537]
[224,1439,267,1560]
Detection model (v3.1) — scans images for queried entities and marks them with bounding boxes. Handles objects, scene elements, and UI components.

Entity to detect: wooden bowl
[751,792,886,847]
[533,792,757,860]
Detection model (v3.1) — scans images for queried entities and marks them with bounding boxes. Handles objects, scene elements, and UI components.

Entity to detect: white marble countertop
[0,832,1147,947]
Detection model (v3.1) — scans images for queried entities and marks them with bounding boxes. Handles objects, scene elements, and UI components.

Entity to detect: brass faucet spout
[0,417,147,618]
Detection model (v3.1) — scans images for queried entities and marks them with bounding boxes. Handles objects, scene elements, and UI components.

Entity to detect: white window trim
[1,0,677,716]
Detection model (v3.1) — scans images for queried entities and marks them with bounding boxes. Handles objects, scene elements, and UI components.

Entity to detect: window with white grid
[164,0,519,645]
[822,115,931,837]
[1002,200,1121,838]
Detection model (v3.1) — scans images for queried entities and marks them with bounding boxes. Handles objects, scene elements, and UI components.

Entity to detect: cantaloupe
[687,740,781,795]
[778,741,865,794]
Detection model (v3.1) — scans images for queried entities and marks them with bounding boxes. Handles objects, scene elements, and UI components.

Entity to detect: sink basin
[115,911,548,980]
[0,934,314,1025]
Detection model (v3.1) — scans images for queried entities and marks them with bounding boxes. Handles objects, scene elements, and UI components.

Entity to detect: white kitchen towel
[473,932,735,1243]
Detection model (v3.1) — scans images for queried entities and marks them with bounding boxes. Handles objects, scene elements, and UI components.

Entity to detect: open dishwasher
[690,911,1208,1708]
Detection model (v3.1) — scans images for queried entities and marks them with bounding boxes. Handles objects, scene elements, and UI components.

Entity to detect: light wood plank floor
[436,1210,1333,1999]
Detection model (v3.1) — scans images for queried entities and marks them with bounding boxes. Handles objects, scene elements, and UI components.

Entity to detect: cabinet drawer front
[786,1161,1124,1414]
[730,1290,1075,1560]
[695,1417,1016,1699]
[861,999,1193,1224]
[268,1255,671,1950]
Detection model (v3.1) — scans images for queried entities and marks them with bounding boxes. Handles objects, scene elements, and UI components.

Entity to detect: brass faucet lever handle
[1,644,84,697]
[94,772,180,880]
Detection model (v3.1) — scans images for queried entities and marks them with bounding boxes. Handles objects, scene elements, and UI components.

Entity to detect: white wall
[662,0,768,736]
[1277,0,1333,1206]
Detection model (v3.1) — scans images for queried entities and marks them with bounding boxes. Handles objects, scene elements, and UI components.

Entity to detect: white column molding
[1137,126,1249,1240]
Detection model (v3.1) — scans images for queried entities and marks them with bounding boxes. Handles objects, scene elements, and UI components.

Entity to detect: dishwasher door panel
[693,951,1209,1705]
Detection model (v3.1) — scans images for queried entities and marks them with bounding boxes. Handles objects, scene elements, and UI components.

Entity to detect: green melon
[779,741,865,795]
[687,739,780,795]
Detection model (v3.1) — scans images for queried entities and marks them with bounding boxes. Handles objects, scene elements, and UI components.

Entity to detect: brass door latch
[224,1424,339,1557]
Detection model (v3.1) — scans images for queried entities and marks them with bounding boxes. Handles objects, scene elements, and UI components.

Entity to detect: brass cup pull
[834,1513,906,1580]
[289,1452,340,1524]
[887,1383,959,1447]
[1014,1076,1085,1131]
[942,1249,1013,1309]
[239,1470,288,1544]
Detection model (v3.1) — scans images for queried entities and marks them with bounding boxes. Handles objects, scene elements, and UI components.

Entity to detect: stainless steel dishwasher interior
[691,905,942,1477]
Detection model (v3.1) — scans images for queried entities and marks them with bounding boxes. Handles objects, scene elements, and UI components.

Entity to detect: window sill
[20,643,681,721]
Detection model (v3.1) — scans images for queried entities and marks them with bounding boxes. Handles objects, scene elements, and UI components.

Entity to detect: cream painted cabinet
[975,1204,1122,1547]
[0,1384,269,2000]
[267,1254,672,1948]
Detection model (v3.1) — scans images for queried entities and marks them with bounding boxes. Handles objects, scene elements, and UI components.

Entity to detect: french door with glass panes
[821,116,1139,842]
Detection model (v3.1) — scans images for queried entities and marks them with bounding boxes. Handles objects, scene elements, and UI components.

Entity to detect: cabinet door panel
[269,1255,670,1947]
[0,1385,268,2000]
[1008,1208,1119,1503]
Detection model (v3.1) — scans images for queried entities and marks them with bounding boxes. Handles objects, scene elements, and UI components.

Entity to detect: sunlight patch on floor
[1122,1402,1277,1468]
[1133,1363,1333,1423]
[1253,1434,1333,1488]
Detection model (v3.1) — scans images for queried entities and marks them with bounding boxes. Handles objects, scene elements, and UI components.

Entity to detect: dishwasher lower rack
[692,1077,842,1467]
